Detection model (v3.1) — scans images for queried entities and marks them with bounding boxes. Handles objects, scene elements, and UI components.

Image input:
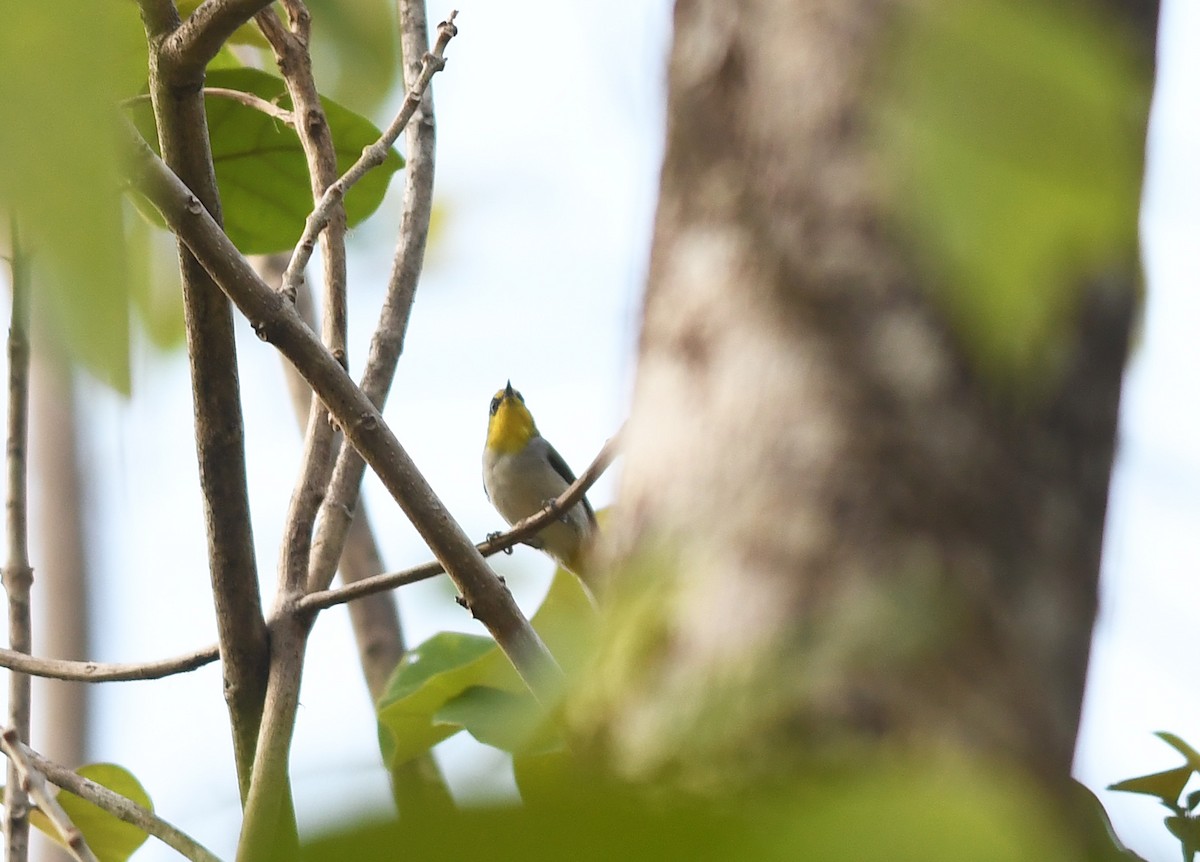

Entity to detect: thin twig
[305,5,448,596]
[4,218,33,862]
[237,6,349,857]
[123,90,294,124]
[0,645,219,683]
[301,431,620,613]
[0,730,98,862]
[15,742,222,862]
[278,10,459,299]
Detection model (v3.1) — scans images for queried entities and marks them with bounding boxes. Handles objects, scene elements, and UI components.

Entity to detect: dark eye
[489,396,501,416]
[515,391,525,403]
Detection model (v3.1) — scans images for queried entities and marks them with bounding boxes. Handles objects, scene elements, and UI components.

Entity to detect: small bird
[483,381,597,580]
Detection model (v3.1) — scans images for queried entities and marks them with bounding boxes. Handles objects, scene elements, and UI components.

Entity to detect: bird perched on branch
[483,381,597,581]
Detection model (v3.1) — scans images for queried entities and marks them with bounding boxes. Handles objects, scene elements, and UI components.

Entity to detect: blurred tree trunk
[580,0,1157,794]
[29,312,89,862]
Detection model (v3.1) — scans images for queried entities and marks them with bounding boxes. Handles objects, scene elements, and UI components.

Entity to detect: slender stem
[15,742,222,862]
[3,219,33,862]
[278,11,458,301]
[306,8,453,595]
[0,645,218,683]
[236,6,350,855]
[0,731,98,862]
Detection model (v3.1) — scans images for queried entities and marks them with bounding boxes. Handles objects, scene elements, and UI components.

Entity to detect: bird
[482,381,597,581]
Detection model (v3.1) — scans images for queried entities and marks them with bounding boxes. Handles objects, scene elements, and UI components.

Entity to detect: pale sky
[0,2,1195,861]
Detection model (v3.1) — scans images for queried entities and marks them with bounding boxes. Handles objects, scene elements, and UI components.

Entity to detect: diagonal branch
[15,742,221,862]
[4,219,33,862]
[0,730,97,862]
[164,0,277,73]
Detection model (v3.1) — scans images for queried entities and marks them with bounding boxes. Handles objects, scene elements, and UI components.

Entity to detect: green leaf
[304,0,400,112]
[125,209,186,350]
[377,632,514,769]
[1158,733,1200,773]
[377,570,598,768]
[436,685,560,756]
[303,756,1082,862]
[1110,766,1194,807]
[127,67,405,254]
[0,5,145,392]
[1165,815,1200,861]
[877,0,1150,391]
[28,763,151,862]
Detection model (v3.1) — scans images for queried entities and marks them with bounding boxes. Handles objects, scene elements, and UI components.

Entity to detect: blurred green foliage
[377,569,596,769]
[877,0,1151,392]
[0,4,146,391]
[0,4,406,391]
[303,756,1090,862]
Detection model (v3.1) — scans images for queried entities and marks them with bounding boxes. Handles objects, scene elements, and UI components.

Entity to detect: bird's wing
[545,442,598,527]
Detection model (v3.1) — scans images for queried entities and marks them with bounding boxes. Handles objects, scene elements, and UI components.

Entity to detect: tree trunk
[578,0,1156,794]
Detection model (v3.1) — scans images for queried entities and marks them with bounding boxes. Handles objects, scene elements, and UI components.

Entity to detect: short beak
[504,380,514,397]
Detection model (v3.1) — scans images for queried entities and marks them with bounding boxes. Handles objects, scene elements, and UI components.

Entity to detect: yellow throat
[486,381,537,454]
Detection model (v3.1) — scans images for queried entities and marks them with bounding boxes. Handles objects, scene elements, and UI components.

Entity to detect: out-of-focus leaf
[125,209,186,350]
[877,0,1150,391]
[28,763,151,862]
[0,5,145,392]
[1109,766,1193,807]
[127,67,404,254]
[303,756,1082,861]
[1072,782,1151,861]
[305,0,399,112]
[436,685,560,756]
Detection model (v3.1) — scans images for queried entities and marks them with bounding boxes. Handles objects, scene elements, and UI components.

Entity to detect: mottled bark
[579,0,1155,793]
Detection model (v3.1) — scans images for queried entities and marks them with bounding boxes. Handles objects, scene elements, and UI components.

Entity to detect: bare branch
[301,432,620,613]
[278,11,459,300]
[143,8,269,799]
[4,218,33,862]
[165,0,277,73]
[0,645,219,683]
[306,7,452,595]
[15,742,222,862]
[123,115,562,709]
[0,730,98,862]
[123,90,295,124]
[237,7,353,853]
